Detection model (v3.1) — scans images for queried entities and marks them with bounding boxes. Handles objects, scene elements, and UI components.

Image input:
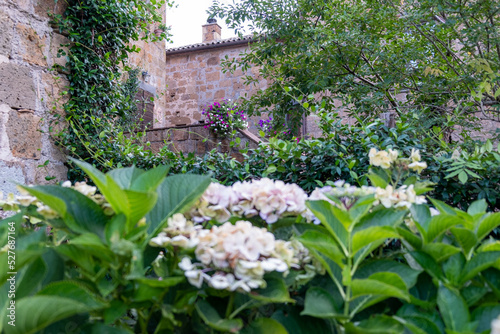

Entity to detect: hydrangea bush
[202,100,248,137]
[0,149,499,333]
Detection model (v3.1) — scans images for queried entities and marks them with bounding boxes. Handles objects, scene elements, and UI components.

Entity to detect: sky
[166,0,240,47]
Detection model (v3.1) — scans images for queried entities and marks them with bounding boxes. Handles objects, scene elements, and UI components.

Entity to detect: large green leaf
[422,243,460,263]
[15,257,47,299]
[354,207,407,232]
[146,174,211,237]
[272,308,330,334]
[105,175,158,231]
[450,227,477,258]
[429,198,457,216]
[354,260,421,289]
[250,277,294,303]
[410,251,444,280]
[351,272,410,302]
[195,299,243,332]
[306,200,349,254]
[1,296,94,334]
[131,165,169,192]
[437,285,469,331]
[22,185,107,238]
[476,212,500,240]
[352,226,399,255]
[471,305,500,333]
[410,204,431,235]
[345,315,405,334]
[459,251,500,284]
[69,233,114,262]
[241,317,288,334]
[107,165,145,189]
[442,253,465,286]
[426,214,462,242]
[296,230,345,267]
[467,199,487,216]
[38,281,108,309]
[301,287,343,319]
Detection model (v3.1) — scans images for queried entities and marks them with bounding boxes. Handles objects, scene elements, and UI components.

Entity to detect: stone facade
[0,0,168,195]
[143,124,259,160]
[0,0,68,195]
[164,38,268,133]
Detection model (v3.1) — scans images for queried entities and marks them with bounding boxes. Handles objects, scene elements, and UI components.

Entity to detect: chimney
[202,18,222,43]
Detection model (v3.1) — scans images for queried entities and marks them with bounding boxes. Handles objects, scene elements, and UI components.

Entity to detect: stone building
[0,0,167,195]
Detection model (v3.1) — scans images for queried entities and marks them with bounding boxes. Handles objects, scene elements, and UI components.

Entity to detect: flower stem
[225,292,235,319]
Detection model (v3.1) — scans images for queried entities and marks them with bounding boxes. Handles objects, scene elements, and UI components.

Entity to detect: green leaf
[437,285,469,331]
[410,251,443,280]
[2,296,95,334]
[21,185,107,238]
[296,230,345,267]
[471,305,500,333]
[133,277,184,288]
[195,299,243,332]
[427,214,461,242]
[476,212,500,240]
[410,204,431,233]
[131,165,169,192]
[241,317,288,334]
[15,257,47,299]
[352,226,399,255]
[108,165,145,189]
[467,199,487,216]
[345,315,405,334]
[367,172,388,188]
[105,175,157,231]
[250,278,294,303]
[306,200,349,254]
[422,243,460,262]
[301,287,343,319]
[458,171,468,184]
[459,251,500,284]
[351,272,410,302]
[354,260,421,289]
[146,174,211,237]
[429,198,456,216]
[353,207,406,232]
[38,281,107,309]
[442,253,465,285]
[272,308,330,334]
[450,227,477,257]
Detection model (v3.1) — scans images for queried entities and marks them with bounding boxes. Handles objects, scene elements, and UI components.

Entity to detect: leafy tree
[210,0,500,139]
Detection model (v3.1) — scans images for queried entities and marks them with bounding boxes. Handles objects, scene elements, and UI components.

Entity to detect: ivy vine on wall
[51,0,173,180]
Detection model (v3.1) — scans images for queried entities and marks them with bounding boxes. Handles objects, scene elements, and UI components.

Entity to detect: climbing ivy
[51,0,173,179]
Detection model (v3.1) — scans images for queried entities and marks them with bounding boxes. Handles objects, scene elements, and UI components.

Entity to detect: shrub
[202,100,248,138]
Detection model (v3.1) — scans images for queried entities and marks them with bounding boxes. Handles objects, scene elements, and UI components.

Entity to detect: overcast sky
[167,0,239,47]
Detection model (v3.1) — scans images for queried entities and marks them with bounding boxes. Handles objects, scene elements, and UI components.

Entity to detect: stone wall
[0,0,69,195]
[144,124,259,161]
[128,7,168,128]
[164,41,268,132]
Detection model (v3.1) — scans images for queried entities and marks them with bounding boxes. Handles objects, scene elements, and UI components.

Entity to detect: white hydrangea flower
[74,182,97,196]
[408,161,427,174]
[369,148,394,169]
[409,148,421,162]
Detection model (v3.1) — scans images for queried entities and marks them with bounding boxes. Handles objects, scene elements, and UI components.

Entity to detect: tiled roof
[166,35,254,53]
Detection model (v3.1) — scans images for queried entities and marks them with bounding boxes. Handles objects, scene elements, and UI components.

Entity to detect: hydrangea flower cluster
[202,100,248,137]
[0,181,113,220]
[187,178,312,224]
[150,218,317,292]
[309,180,426,211]
[369,147,427,173]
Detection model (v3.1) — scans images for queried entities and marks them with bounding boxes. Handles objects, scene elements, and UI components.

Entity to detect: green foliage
[0,163,209,333]
[210,0,500,139]
[50,0,173,178]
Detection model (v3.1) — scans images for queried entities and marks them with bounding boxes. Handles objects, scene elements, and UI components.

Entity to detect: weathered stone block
[170,128,189,141]
[207,56,220,66]
[6,109,42,159]
[191,126,210,138]
[214,90,225,100]
[0,11,13,57]
[16,23,48,67]
[49,33,69,69]
[0,64,36,109]
[0,161,25,195]
[146,130,163,142]
[206,72,220,81]
[30,161,67,185]
[35,0,68,19]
